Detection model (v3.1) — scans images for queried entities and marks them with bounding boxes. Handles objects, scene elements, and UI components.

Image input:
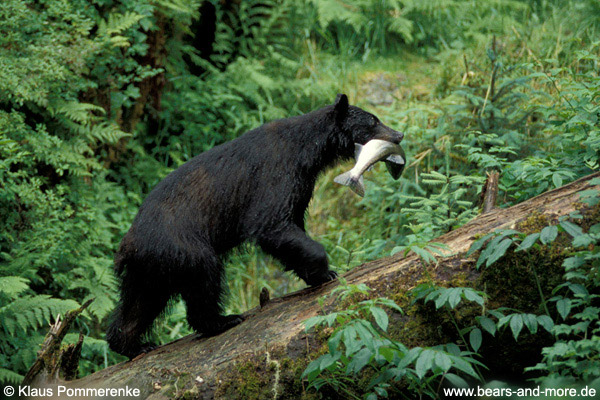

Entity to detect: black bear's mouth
[374,130,404,144]
[372,124,404,144]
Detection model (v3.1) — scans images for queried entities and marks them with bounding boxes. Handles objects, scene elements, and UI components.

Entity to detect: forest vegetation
[1,0,600,398]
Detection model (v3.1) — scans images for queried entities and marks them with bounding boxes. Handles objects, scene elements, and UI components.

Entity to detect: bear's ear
[333,93,348,120]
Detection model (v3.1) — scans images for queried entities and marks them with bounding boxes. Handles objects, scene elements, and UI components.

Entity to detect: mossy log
[26,172,600,399]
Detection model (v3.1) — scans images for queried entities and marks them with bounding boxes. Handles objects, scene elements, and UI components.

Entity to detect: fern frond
[97,12,144,47]
[0,295,80,336]
[49,101,106,125]
[0,276,29,299]
[0,368,22,384]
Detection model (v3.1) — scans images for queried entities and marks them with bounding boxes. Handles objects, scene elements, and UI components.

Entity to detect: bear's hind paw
[200,314,245,337]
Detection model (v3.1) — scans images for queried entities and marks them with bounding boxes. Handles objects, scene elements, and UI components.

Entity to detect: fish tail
[334,171,355,187]
[350,175,365,197]
[334,172,365,197]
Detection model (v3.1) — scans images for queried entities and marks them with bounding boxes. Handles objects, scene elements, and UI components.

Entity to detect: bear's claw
[307,269,338,286]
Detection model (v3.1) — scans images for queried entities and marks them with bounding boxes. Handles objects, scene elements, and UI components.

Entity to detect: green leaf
[374,386,388,397]
[377,298,403,313]
[563,256,585,270]
[486,238,513,267]
[444,343,461,356]
[390,246,404,256]
[411,246,435,264]
[346,347,373,375]
[552,173,563,188]
[523,314,538,334]
[319,353,338,371]
[398,347,422,369]
[415,349,435,379]
[464,289,485,307]
[467,233,494,256]
[324,313,339,327]
[478,316,496,336]
[475,230,520,269]
[568,283,588,297]
[509,314,524,340]
[302,359,321,379]
[540,226,558,245]
[537,315,554,332]
[516,233,539,252]
[469,328,483,352]
[378,347,396,363]
[448,288,462,309]
[370,307,389,332]
[304,316,323,332]
[477,237,504,268]
[342,326,361,355]
[434,351,452,372]
[557,298,572,320]
[560,221,583,237]
[434,288,451,309]
[572,234,594,248]
[445,373,469,388]
[328,331,342,355]
[448,354,480,379]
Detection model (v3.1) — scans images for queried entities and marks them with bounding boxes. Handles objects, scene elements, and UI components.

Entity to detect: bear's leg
[258,225,337,286]
[107,278,170,358]
[179,253,244,337]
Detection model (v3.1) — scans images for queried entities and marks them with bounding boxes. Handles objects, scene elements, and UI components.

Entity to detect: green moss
[178,386,200,400]
[389,269,482,348]
[213,345,325,400]
[516,211,551,234]
[576,201,600,232]
[215,358,271,399]
[159,373,198,400]
[277,355,321,400]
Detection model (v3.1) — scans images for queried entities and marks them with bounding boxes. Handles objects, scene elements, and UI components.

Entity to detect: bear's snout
[374,124,404,144]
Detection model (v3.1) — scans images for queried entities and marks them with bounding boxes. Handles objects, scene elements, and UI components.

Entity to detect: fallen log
[24,172,600,399]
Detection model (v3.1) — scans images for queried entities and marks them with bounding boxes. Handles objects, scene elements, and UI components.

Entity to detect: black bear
[107,94,403,358]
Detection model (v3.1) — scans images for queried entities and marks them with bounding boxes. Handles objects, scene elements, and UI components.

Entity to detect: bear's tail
[334,172,365,197]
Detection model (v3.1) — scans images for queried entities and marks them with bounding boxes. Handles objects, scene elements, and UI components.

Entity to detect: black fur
[106,94,403,358]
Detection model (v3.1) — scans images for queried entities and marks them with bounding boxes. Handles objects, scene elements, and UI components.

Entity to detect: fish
[334,139,406,197]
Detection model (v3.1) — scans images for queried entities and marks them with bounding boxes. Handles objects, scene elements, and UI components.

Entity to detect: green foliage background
[1,0,599,393]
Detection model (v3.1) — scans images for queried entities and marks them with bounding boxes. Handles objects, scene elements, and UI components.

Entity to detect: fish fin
[334,172,365,197]
[354,143,363,159]
[386,154,405,164]
[351,175,365,197]
[334,171,355,186]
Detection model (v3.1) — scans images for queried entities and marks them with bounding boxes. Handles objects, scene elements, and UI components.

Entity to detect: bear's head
[333,93,404,146]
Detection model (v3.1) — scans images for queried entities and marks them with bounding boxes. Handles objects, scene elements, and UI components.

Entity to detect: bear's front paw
[307,269,338,286]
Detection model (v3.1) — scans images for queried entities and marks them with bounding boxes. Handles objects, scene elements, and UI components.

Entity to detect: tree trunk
[24,172,600,399]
